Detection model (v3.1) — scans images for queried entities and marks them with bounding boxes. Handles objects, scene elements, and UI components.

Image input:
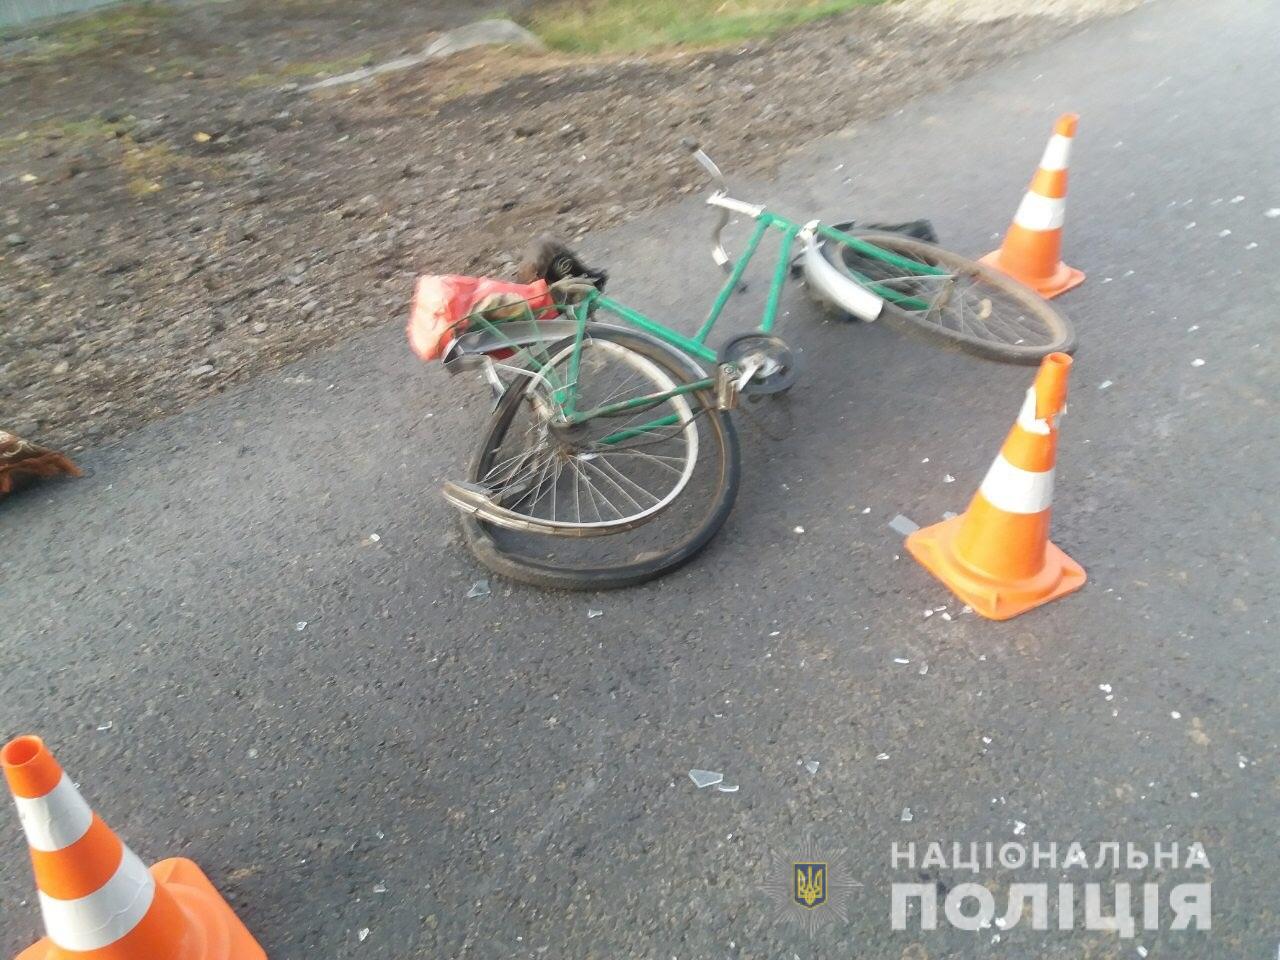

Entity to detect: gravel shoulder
[1,0,1136,450]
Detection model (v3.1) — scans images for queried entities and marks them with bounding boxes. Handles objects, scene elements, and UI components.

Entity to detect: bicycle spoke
[484,441,549,486]
[572,457,582,523]
[488,454,550,499]
[513,453,557,511]
[602,410,708,452]
[837,241,1064,349]
[550,458,558,522]
[579,457,647,513]
[592,455,664,506]
[597,449,687,475]
[592,364,648,410]
[571,457,620,519]
[468,335,701,533]
[598,408,706,448]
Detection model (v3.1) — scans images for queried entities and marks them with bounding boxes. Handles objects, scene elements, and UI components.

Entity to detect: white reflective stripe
[1039,133,1073,171]
[40,846,155,952]
[980,454,1054,514]
[1015,387,1051,435]
[12,774,93,852]
[1013,191,1066,231]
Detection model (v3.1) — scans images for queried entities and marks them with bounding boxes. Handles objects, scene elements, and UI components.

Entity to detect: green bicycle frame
[484,205,948,437]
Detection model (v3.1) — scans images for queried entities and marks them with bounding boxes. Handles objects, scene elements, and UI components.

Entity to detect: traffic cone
[979,114,1085,299]
[3,734,266,960]
[905,353,1085,620]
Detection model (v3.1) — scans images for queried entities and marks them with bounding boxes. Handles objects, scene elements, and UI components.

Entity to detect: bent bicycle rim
[459,326,741,590]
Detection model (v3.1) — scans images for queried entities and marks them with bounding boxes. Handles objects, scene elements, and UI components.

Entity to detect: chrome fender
[798,226,885,323]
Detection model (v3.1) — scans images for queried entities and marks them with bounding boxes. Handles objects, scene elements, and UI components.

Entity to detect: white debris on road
[689,769,724,788]
[889,514,919,535]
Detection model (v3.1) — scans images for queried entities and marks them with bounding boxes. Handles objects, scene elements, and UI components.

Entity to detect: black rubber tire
[820,231,1077,365]
[459,326,741,590]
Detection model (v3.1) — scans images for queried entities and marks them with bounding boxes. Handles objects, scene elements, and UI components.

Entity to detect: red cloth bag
[407,275,554,362]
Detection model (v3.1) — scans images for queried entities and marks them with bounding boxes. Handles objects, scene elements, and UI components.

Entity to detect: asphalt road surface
[2,0,1277,956]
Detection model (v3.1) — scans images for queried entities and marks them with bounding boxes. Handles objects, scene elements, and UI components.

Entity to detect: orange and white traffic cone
[905,352,1085,620]
[3,734,266,960]
[980,113,1085,299]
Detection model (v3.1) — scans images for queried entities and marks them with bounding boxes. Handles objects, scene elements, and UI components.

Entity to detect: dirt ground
[1,0,1134,450]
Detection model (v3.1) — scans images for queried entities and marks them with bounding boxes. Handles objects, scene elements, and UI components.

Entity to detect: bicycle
[433,141,1076,589]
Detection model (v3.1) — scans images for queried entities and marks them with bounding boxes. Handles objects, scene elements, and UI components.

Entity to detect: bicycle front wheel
[455,325,740,590]
[821,231,1077,364]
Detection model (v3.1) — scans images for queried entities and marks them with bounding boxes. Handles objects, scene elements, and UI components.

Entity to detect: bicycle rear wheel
[821,231,1076,364]
[457,326,740,590]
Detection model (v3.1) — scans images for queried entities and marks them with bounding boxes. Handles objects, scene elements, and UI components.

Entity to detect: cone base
[979,249,1085,300]
[906,515,1086,621]
[16,858,265,960]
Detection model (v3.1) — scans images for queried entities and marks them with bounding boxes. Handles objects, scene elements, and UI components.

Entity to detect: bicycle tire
[459,326,741,590]
[820,231,1077,364]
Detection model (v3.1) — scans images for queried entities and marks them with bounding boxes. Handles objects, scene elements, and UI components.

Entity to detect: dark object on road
[834,219,939,243]
[517,235,609,290]
[0,430,82,498]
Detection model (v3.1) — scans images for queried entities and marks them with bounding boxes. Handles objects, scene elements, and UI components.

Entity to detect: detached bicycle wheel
[820,231,1076,364]
[457,325,740,590]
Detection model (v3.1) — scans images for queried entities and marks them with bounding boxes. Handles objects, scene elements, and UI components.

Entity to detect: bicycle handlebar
[680,138,734,271]
[680,138,728,190]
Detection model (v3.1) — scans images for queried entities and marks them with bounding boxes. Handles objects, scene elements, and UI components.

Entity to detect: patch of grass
[0,115,134,153]
[3,3,173,64]
[527,0,882,53]
[239,52,375,88]
[146,57,204,82]
[120,139,225,195]
[120,140,179,194]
